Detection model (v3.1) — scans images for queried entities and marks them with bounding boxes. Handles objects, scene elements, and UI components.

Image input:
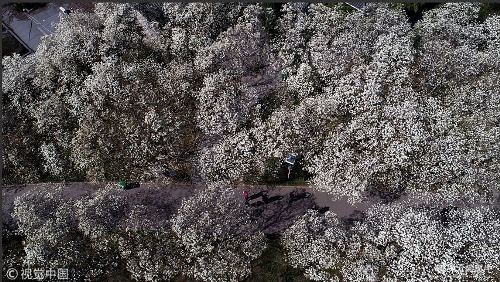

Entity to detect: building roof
[345,2,366,11]
[2,3,93,53]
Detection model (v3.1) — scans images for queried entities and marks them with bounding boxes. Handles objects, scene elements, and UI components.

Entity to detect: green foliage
[246,236,311,282]
[479,3,500,21]
[257,156,312,185]
[399,3,441,25]
[10,3,47,12]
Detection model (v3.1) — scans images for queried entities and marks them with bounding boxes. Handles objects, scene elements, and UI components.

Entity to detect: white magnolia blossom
[4,3,499,203]
[195,4,280,143]
[74,184,128,271]
[274,3,498,203]
[2,54,43,183]
[277,3,311,80]
[72,54,196,180]
[409,3,500,199]
[162,3,245,53]
[171,183,267,281]
[356,201,500,281]
[3,3,199,183]
[196,72,248,137]
[96,3,146,58]
[12,185,112,280]
[39,143,63,176]
[3,4,500,280]
[75,184,128,242]
[118,204,186,281]
[283,199,500,282]
[281,210,346,282]
[303,10,426,203]
[198,130,258,183]
[2,54,37,112]
[30,11,102,180]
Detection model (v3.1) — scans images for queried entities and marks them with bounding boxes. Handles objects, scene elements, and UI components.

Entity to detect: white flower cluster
[357,201,500,281]
[171,183,267,281]
[281,210,346,281]
[407,3,500,199]
[118,204,186,281]
[12,185,114,280]
[11,183,268,281]
[282,198,500,281]
[2,54,43,183]
[198,130,257,183]
[3,4,500,280]
[195,3,500,205]
[75,185,126,236]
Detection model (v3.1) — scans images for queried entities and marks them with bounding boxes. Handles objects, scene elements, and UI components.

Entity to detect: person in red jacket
[243,190,249,204]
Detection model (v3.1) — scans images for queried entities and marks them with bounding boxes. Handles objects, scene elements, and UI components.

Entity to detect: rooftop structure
[2,3,93,53]
[345,2,366,11]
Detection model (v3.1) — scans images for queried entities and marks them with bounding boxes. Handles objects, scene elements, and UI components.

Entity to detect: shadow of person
[288,189,312,203]
[253,191,316,234]
[312,205,329,214]
[248,190,268,201]
[342,210,366,227]
[250,200,265,207]
[263,195,283,204]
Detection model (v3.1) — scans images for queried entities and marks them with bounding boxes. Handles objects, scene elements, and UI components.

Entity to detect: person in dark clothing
[262,192,269,204]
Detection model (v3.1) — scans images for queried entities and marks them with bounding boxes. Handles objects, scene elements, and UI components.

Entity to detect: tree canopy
[3,4,500,280]
[3,3,499,203]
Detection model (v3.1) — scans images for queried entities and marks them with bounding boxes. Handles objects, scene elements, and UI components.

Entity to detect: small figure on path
[243,190,249,204]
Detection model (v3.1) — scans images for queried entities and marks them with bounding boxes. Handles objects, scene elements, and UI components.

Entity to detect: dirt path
[3,181,498,234]
[2,182,374,216]
[2,181,376,234]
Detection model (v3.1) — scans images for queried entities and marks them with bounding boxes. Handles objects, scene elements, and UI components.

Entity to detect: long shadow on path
[248,188,317,234]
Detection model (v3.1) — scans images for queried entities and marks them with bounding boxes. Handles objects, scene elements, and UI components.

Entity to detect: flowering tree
[118,202,187,282]
[194,4,280,139]
[250,4,430,203]
[29,11,103,180]
[266,3,500,203]
[282,199,500,281]
[3,3,500,281]
[281,210,348,281]
[171,183,267,281]
[162,3,246,54]
[95,3,147,58]
[12,185,114,280]
[2,3,200,183]
[409,3,500,199]
[354,201,500,281]
[198,130,258,183]
[308,27,427,203]
[2,54,44,183]
[195,4,281,182]
[71,57,189,180]
[75,185,128,243]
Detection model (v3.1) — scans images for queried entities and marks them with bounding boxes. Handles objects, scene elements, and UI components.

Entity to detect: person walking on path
[243,190,249,204]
